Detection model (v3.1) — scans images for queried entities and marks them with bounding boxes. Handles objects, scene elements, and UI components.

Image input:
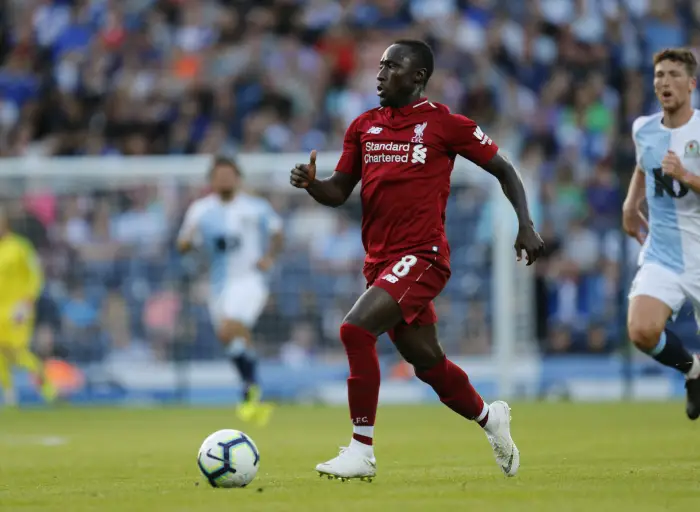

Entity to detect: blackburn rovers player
[178,156,283,425]
[624,48,700,419]
[290,39,544,481]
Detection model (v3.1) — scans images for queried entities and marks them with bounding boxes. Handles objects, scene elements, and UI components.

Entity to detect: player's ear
[414,68,427,86]
[691,77,697,91]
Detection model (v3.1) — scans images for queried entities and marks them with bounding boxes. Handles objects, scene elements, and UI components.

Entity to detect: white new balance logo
[411,144,427,164]
[367,126,383,134]
[473,126,492,146]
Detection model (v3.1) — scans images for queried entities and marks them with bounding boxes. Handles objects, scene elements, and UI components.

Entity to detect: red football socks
[339,323,380,445]
[416,356,489,427]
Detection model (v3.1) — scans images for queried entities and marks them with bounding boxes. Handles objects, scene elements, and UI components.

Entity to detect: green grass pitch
[0,402,697,511]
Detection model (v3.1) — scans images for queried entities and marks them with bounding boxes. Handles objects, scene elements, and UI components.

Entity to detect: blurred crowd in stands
[2,0,700,364]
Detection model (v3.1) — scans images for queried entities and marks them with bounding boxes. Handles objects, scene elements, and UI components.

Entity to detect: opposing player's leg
[218,319,271,425]
[392,323,518,476]
[213,275,272,426]
[15,319,57,404]
[315,285,403,481]
[0,346,16,407]
[683,279,700,420]
[627,263,700,419]
[15,349,57,403]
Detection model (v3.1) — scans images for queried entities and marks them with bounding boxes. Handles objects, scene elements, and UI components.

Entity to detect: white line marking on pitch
[0,435,69,446]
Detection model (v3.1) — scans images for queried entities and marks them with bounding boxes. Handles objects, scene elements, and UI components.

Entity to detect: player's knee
[411,352,444,373]
[342,304,387,335]
[217,320,248,343]
[341,312,370,333]
[628,318,665,352]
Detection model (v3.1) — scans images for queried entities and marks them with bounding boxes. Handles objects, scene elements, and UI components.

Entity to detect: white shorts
[629,262,700,322]
[208,273,269,329]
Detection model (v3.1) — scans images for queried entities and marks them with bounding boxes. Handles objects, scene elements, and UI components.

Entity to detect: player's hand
[662,150,688,181]
[12,300,32,325]
[514,224,545,266]
[290,150,317,189]
[622,203,648,244]
[256,255,275,272]
[177,225,197,253]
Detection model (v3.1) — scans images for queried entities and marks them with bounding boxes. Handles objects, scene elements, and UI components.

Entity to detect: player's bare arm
[176,230,196,253]
[176,237,191,253]
[257,231,284,271]
[622,165,648,244]
[662,150,700,194]
[177,207,201,254]
[481,151,545,265]
[290,150,360,207]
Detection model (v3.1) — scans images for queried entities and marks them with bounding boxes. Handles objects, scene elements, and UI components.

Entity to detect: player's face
[376,44,424,108]
[654,59,696,112]
[210,163,240,197]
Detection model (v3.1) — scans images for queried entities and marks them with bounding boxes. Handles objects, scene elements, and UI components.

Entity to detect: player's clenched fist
[514,224,545,266]
[290,150,317,188]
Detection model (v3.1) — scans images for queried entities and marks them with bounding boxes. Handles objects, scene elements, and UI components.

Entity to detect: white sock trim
[226,338,247,356]
[353,426,374,440]
[475,402,489,423]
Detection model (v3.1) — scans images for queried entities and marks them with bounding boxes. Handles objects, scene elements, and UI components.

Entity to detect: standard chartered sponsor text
[364,141,412,164]
[365,142,411,152]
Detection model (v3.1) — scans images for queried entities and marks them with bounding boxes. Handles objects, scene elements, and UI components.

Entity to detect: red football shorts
[363,250,451,327]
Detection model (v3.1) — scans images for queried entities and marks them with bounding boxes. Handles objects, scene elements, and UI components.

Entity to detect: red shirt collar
[384,97,429,116]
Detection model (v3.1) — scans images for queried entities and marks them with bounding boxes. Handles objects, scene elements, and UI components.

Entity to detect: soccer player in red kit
[290,40,544,481]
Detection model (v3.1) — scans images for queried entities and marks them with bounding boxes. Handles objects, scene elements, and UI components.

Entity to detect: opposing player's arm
[623,119,651,244]
[679,172,700,194]
[662,150,700,194]
[623,165,646,209]
[680,173,700,194]
[290,118,361,207]
[176,203,201,253]
[621,166,648,244]
[20,239,43,301]
[258,203,285,271]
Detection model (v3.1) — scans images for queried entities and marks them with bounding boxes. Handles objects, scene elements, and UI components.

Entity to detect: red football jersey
[335,98,498,263]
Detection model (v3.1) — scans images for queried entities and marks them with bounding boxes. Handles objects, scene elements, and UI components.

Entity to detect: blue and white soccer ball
[197,429,260,488]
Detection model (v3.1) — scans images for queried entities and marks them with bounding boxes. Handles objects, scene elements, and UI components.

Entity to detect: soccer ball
[197,429,260,488]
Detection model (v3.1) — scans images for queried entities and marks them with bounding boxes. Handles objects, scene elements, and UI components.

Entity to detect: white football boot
[483,400,519,477]
[315,445,377,482]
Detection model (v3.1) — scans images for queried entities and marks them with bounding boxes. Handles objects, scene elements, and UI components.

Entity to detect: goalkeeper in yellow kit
[0,207,56,406]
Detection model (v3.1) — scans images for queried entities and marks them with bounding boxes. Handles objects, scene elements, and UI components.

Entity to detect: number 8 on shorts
[391,255,418,278]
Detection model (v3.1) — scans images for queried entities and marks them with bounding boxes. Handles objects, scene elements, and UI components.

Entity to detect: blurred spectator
[280,321,317,369]
[311,213,364,274]
[60,282,105,363]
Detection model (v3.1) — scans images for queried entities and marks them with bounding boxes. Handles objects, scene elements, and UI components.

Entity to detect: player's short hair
[208,155,242,179]
[653,48,698,77]
[393,39,434,85]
